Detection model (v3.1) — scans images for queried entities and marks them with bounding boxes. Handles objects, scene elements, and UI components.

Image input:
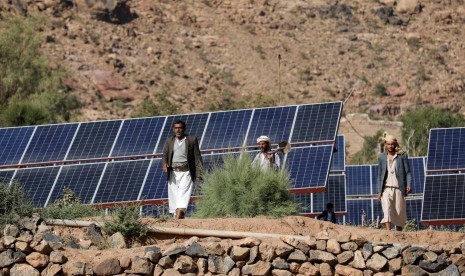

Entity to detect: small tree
[195,153,299,218]
[400,107,465,156]
[103,204,148,242]
[0,181,33,229]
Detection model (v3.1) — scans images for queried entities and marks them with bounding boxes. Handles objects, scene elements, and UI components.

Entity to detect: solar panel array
[422,127,465,225]
[0,102,343,208]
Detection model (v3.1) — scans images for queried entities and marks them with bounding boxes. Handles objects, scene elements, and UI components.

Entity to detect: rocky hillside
[1,0,465,122]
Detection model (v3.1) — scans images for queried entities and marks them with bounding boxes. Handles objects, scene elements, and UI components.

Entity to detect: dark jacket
[162,135,203,182]
[317,210,336,223]
[377,152,412,197]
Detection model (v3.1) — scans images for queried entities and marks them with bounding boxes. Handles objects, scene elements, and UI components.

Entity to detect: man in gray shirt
[162,120,203,219]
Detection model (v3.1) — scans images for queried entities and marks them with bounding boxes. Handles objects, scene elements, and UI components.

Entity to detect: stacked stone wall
[1,219,465,276]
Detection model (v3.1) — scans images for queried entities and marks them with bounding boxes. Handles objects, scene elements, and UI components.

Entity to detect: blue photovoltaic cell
[330,136,345,172]
[371,165,379,195]
[406,198,422,228]
[48,163,106,205]
[409,157,425,194]
[313,174,346,214]
[372,198,383,223]
[201,110,253,150]
[111,117,165,157]
[21,124,78,164]
[66,120,122,160]
[422,174,465,222]
[0,127,35,165]
[286,145,333,190]
[139,159,167,200]
[291,102,342,143]
[93,160,150,203]
[427,128,465,171]
[345,199,372,226]
[346,165,372,196]
[13,167,60,207]
[245,106,296,147]
[0,170,15,184]
[155,113,209,153]
[293,194,312,214]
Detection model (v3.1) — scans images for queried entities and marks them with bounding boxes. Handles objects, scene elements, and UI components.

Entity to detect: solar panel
[46,163,106,206]
[0,127,35,165]
[244,106,296,147]
[345,199,372,226]
[295,174,347,215]
[200,110,252,150]
[110,117,165,157]
[155,113,209,153]
[421,174,465,224]
[13,167,60,207]
[21,124,78,164]
[330,136,345,172]
[0,169,15,185]
[427,127,465,171]
[92,160,151,203]
[142,203,197,218]
[406,198,422,227]
[291,102,342,143]
[409,157,425,194]
[286,145,333,191]
[66,120,122,160]
[371,165,379,195]
[138,159,166,201]
[346,165,373,196]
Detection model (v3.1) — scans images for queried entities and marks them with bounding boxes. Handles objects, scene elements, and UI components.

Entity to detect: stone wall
[1,219,465,276]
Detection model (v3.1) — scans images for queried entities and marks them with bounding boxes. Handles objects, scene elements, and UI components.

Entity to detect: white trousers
[168,171,193,214]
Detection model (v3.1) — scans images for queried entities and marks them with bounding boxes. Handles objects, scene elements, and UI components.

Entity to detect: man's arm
[193,136,203,182]
[162,138,170,172]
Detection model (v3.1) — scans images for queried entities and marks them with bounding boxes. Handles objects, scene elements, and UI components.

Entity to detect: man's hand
[406,185,411,195]
[163,163,169,172]
[377,193,382,201]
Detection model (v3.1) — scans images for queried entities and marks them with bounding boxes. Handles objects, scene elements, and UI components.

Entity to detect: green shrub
[0,181,34,229]
[195,153,299,218]
[373,82,387,97]
[402,219,418,232]
[103,205,148,241]
[350,130,384,165]
[41,188,100,220]
[0,14,80,126]
[400,107,465,156]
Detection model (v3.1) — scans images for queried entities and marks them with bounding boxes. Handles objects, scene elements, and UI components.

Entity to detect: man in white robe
[252,135,280,171]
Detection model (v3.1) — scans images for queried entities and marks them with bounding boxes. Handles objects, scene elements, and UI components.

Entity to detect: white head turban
[257,135,271,144]
[384,134,397,144]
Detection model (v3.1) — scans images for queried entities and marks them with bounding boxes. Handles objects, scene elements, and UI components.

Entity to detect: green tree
[400,107,465,156]
[350,130,384,165]
[195,153,299,218]
[0,15,79,126]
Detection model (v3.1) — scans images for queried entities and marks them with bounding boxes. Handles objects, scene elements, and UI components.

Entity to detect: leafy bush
[0,14,80,126]
[350,130,384,165]
[0,181,33,229]
[195,153,299,218]
[400,107,465,156]
[373,82,387,97]
[41,188,100,220]
[402,219,418,232]
[103,205,148,241]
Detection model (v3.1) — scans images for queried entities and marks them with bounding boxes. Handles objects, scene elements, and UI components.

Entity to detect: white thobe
[168,170,193,214]
[380,155,407,227]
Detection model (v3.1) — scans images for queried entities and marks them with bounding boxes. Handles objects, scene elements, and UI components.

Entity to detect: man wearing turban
[252,135,280,171]
[377,134,412,231]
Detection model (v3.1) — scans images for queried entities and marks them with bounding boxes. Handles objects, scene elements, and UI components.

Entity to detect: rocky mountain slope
[2,0,465,122]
